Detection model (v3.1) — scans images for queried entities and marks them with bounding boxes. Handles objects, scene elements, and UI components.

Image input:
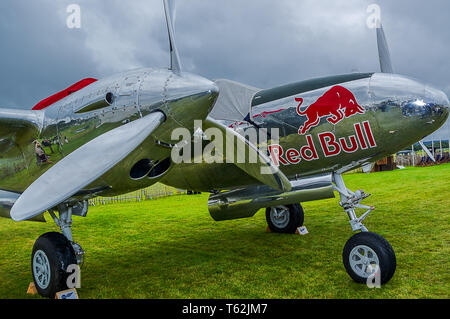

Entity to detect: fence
[88,183,186,206]
[395,152,450,167]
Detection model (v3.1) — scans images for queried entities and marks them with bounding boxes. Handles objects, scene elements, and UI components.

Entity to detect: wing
[204,117,291,192]
[10,112,165,222]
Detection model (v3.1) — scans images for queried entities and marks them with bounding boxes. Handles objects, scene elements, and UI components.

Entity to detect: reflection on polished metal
[1,69,219,222]
[203,117,291,192]
[75,92,115,114]
[163,73,449,192]
[10,112,166,221]
[208,174,335,221]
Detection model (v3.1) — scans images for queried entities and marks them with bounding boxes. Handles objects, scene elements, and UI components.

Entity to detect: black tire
[265,203,304,234]
[343,232,396,285]
[31,232,77,298]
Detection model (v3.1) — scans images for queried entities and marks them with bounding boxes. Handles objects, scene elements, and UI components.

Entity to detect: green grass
[0,165,449,299]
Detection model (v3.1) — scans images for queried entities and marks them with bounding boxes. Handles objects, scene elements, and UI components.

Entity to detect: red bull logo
[268,121,377,166]
[296,85,365,135]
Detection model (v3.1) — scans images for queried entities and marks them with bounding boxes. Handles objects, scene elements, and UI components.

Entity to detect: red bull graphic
[229,108,286,128]
[296,85,365,135]
[253,108,286,119]
[269,121,376,166]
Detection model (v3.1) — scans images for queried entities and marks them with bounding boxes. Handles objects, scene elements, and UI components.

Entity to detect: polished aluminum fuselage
[0,68,218,204]
[161,73,449,191]
[0,70,448,213]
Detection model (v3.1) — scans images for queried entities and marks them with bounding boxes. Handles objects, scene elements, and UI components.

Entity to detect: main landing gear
[31,202,86,298]
[265,203,304,234]
[264,173,396,285]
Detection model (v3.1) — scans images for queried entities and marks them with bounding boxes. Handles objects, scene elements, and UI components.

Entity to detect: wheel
[343,232,396,285]
[31,232,77,298]
[265,203,304,234]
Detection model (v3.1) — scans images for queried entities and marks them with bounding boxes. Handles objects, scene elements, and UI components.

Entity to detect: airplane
[0,0,448,298]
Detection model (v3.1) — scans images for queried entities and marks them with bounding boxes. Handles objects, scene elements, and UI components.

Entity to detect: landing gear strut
[31,202,86,298]
[333,173,396,285]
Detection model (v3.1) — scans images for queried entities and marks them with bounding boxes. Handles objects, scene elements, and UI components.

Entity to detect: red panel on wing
[32,78,98,111]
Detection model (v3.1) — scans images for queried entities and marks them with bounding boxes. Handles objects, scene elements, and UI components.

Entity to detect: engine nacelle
[0,190,45,222]
[208,173,335,221]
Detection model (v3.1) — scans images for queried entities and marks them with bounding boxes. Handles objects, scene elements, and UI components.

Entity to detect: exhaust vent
[148,157,172,179]
[130,159,153,180]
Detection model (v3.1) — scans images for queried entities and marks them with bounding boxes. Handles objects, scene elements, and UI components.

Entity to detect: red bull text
[269,121,377,166]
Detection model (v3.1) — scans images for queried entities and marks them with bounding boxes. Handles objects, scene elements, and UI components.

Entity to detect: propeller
[376,24,394,73]
[163,0,182,74]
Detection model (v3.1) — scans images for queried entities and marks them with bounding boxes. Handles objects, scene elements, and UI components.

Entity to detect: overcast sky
[0,0,448,139]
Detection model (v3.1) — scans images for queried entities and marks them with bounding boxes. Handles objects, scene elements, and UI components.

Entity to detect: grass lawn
[0,165,449,299]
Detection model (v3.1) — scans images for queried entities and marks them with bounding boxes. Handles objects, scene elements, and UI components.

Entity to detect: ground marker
[296,226,309,235]
[55,288,79,299]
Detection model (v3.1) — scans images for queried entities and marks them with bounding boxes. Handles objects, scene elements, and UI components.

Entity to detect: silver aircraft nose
[401,85,450,131]
[165,72,219,128]
[425,85,449,126]
[369,73,449,140]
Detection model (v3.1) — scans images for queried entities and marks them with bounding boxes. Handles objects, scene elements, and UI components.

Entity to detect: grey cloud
[0,0,448,139]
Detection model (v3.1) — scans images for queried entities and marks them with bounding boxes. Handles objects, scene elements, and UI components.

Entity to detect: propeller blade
[376,24,394,73]
[419,141,436,162]
[10,112,165,221]
[163,0,182,74]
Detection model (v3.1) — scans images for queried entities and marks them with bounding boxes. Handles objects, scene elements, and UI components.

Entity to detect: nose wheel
[343,232,396,285]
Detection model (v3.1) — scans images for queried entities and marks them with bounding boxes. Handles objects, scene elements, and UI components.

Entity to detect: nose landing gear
[333,173,396,285]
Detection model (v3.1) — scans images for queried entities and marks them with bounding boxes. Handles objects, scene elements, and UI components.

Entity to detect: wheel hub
[269,206,290,228]
[33,250,51,290]
[348,245,380,278]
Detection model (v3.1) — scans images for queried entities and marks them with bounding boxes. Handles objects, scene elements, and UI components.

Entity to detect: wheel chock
[27,282,37,295]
